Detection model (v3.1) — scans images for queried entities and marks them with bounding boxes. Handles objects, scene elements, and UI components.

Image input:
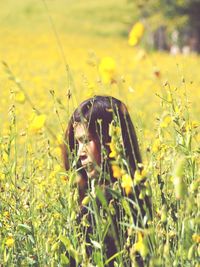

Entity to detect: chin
[87,169,98,179]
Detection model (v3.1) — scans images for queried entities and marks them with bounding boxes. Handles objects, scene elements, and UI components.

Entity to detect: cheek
[88,141,101,163]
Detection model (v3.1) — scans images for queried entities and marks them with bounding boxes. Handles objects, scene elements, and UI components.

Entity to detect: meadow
[0,0,199,266]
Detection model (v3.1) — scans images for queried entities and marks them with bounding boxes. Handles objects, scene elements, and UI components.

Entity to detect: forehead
[74,123,89,138]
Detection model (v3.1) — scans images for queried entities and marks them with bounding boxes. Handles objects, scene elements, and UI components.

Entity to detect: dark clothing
[69,186,151,267]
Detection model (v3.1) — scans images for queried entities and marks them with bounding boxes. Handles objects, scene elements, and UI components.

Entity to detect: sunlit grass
[0,1,199,266]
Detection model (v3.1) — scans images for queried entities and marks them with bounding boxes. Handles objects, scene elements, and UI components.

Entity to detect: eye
[81,135,92,144]
[76,136,91,146]
[81,139,90,147]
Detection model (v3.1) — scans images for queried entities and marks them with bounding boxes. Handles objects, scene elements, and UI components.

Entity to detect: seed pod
[163,240,170,257]
[173,157,187,199]
[109,200,116,215]
[188,244,195,260]
[81,196,90,206]
[51,242,59,252]
[161,205,167,223]
[144,180,152,197]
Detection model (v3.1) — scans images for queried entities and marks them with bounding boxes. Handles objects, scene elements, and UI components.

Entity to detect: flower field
[0,1,200,266]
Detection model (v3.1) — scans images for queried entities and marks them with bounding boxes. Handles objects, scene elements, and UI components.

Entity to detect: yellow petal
[29,114,46,133]
[15,91,25,103]
[112,165,122,179]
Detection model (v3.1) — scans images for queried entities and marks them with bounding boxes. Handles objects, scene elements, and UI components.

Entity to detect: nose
[77,143,87,158]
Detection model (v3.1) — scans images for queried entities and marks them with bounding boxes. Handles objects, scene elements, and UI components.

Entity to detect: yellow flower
[53,212,61,219]
[2,152,9,163]
[0,172,5,180]
[152,139,161,153]
[133,232,149,258]
[15,91,25,104]
[114,126,121,135]
[160,116,172,128]
[129,35,138,46]
[128,22,145,46]
[109,142,117,158]
[134,169,146,185]
[29,114,46,133]
[5,236,14,248]
[111,165,123,179]
[109,151,117,158]
[36,203,45,210]
[192,233,200,244]
[99,57,116,84]
[3,211,10,219]
[34,158,45,170]
[121,174,133,195]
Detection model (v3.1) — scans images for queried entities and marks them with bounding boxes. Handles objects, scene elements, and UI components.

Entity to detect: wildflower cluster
[108,120,151,200]
[108,120,133,195]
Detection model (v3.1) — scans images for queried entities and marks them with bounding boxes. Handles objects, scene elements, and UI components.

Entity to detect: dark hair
[62,96,142,189]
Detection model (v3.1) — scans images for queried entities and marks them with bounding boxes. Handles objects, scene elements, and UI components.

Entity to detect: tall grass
[0,60,199,266]
[0,1,199,266]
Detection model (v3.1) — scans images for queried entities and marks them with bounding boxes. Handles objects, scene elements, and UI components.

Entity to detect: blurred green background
[1,0,200,51]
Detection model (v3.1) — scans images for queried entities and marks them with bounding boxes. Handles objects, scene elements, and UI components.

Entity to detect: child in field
[62,95,151,266]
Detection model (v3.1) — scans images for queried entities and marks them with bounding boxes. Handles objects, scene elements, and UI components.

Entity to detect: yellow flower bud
[81,196,90,206]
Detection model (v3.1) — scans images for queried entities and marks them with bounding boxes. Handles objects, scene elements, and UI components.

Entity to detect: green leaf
[28,234,35,244]
[61,253,69,264]
[59,235,71,249]
[96,187,107,207]
[105,250,124,265]
[121,198,132,217]
[18,224,32,233]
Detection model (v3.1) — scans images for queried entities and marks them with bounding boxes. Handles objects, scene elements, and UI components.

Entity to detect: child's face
[75,123,101,179]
